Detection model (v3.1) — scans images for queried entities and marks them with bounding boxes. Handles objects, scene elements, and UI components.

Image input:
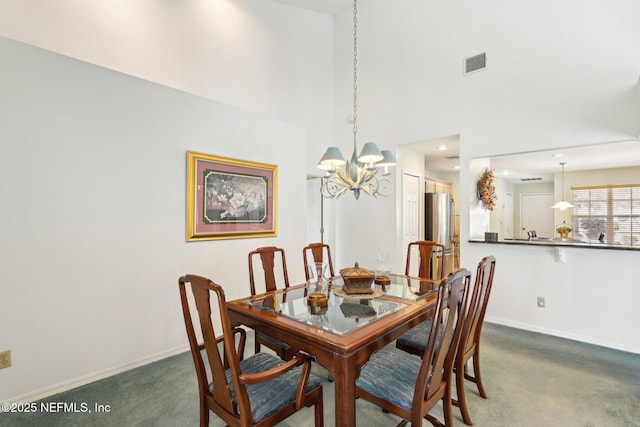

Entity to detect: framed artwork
[186,151,277,241]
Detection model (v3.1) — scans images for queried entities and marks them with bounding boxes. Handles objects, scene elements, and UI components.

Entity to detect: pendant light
[551,162,574,210]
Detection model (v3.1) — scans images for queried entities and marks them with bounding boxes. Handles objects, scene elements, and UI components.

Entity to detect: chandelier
[317,0,396,200]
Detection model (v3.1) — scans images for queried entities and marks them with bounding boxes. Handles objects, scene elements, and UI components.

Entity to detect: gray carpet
[2,323,639,426]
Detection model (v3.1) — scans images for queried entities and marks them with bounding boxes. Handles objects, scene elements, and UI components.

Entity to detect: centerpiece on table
[340,262,375,295]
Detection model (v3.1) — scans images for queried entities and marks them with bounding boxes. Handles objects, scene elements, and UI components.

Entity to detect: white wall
[0,37,310,402]
[465,242,640,352]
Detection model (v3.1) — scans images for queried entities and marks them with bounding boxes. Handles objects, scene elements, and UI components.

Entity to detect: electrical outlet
[0,350,11,369]
[537,297,546,308]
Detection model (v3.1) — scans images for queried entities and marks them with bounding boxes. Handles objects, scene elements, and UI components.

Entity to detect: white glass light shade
[317,147,346,170]
[551,200,574,210]
[357,142,384,164]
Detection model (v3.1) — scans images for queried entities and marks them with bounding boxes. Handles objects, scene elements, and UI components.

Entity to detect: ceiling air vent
[464,52,487,75]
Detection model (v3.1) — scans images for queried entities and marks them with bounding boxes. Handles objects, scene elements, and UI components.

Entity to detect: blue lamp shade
[317,147,346,170]
[378,150,397,175]
[357,142,384,164]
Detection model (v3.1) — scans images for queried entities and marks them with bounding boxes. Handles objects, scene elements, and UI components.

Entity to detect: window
[572,185,640,246]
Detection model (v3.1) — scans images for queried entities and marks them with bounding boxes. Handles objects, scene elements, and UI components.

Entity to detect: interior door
[520,193,554,238]
[402,172,420,269]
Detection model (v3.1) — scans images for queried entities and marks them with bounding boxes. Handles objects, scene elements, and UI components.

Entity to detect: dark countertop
[468,238,640,251]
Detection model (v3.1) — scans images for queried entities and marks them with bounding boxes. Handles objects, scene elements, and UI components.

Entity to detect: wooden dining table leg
[331,354,357,427]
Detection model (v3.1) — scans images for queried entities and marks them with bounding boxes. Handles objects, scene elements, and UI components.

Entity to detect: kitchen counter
[468,238,640,251]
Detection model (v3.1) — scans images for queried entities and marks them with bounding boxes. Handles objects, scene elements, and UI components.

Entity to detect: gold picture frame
[186,151,277,241]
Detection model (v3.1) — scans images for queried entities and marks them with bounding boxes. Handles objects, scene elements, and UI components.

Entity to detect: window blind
[571,184,640,246]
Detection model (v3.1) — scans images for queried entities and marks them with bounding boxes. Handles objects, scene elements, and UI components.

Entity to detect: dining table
[227,273,440,427]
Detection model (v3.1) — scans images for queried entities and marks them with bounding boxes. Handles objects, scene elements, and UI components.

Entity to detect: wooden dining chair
[248,246,297,360]
[396,255,497,425]
[405,240,446,280]
[355,268,471,427]
[303,242,335,280]
[452,255,496,424]
[178,275,324,427]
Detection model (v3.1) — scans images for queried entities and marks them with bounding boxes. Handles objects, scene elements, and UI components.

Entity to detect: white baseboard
[485,316,640,355]
[6,344,190,404]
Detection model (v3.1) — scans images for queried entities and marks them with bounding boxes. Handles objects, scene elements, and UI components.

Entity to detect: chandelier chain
[352,0,358,143]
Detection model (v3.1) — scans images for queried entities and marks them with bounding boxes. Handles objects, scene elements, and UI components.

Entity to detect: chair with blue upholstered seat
[396,255,496,425]
[248,246,298,360]
[179,274,324,427]
[452,255,496,425]
[355,268,471,427]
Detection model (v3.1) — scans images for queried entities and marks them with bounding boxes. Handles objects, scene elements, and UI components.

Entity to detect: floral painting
[186,152,277,241]
[204,172,267,222]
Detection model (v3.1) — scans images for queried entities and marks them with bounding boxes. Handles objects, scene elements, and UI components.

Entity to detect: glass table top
[243,275,438,336]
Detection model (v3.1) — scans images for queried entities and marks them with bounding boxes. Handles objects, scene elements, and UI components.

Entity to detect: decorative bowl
[307,292,328,308]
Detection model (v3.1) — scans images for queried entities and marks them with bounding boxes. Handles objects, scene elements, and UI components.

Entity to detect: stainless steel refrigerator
[425,192,456,277]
